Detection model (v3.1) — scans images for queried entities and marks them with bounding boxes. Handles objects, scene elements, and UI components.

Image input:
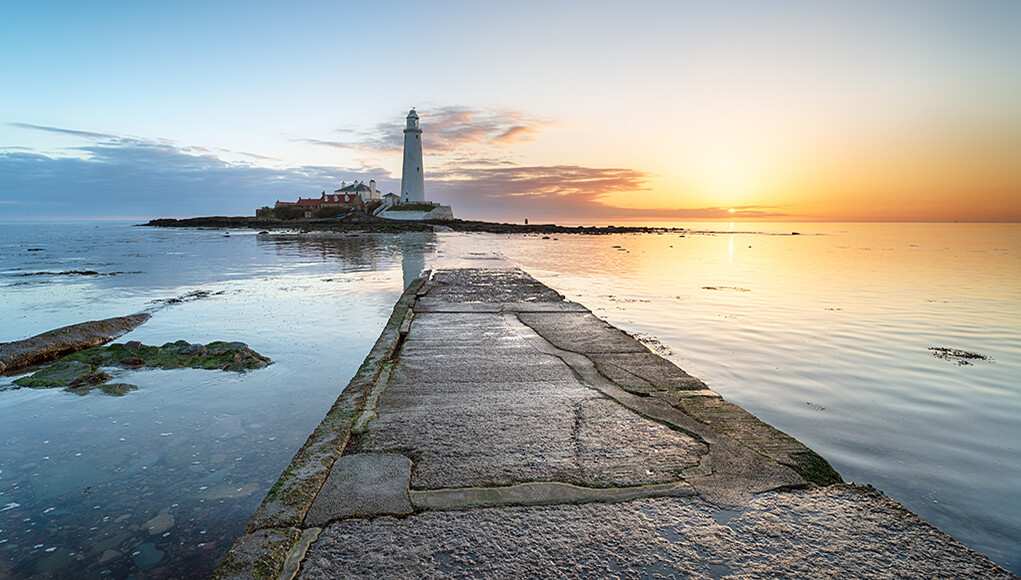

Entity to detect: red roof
[278,192,366,209]
[321,193,364,205]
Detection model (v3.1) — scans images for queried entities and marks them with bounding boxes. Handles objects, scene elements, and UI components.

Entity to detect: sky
[1,0,1019,223]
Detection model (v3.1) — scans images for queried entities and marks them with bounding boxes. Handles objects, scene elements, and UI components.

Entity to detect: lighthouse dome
[407,108,419,119]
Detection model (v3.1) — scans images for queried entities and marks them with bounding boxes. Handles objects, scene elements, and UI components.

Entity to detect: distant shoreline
[143,216,689,235]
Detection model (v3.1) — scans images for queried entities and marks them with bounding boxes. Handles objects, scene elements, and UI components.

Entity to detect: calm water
[0,223,430,578]
[1,222,1018,576]
[436,222,1020,573]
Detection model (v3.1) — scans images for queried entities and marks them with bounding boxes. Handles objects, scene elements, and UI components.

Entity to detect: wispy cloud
[0,138,392,218]
[427,164,785,221]
[431,165,650,200]
[302,106,552,156]
[1,116,780,222]
[8,122,119,141]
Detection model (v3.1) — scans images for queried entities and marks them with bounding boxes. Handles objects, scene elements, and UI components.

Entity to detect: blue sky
[2,1,1019,221]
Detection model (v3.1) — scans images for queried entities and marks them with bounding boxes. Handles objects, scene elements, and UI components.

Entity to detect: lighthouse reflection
[397,232,428,289]
[257,231,434,290]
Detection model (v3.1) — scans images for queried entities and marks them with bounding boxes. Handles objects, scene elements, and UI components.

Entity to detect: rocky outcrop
[12,340,272,395]
[65,340,272,373]
[143,216,691,235]
[0,313,151,374]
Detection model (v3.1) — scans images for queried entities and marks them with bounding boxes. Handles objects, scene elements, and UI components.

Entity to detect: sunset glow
[1,1,1018,222]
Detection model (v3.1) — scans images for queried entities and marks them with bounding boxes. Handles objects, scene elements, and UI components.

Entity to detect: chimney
[370,180,377,199]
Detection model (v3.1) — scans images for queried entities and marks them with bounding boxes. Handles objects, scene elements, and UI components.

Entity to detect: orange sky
[3,1,1019,222]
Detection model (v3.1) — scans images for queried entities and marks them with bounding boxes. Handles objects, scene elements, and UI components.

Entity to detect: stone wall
[376,205,453,221]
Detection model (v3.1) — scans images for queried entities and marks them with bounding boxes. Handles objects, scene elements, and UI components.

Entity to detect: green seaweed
[788,450,843,486]
[13,340,271,396]
[15,360,94,388]
[251,536,292,579]
[99,383,139,396]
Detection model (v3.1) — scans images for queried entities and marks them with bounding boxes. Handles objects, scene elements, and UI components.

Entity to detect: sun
[728,208,736,213]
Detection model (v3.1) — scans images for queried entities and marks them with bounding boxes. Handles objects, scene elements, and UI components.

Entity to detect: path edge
[212,272,429,580]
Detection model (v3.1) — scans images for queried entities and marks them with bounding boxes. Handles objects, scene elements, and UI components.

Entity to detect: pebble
[143,511,175,536]
[131,542,164,570]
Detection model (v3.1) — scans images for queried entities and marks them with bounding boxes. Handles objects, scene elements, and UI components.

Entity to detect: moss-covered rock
[15,360,94,388]
[11,340,271,396]
[99,383,139,396]
[64,340,271,372]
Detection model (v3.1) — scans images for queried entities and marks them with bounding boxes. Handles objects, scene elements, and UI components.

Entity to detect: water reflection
[256,231,434,289]
[0,225,438,579]
[449,223,1020,572]
[398,234,428,289]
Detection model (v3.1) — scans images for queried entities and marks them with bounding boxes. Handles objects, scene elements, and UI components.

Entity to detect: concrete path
[215,268,1013,579]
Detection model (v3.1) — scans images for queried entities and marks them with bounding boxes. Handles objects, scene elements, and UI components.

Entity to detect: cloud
[426,164,786,221]
[8,122,119,141]
[0,141,396,219]
[431,164,650,200]
[1,118,782,222]
[303,106,552,156]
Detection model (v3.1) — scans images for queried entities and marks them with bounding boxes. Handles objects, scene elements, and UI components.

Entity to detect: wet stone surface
[356,310,704,489]
[301,486,1012,580]
[222,267,1013,579]
[423,268,565,304]
[305,453,413,526]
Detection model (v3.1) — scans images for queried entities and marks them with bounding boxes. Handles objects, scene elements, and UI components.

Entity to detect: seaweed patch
[13,340,271,395]
[928,347,993,366]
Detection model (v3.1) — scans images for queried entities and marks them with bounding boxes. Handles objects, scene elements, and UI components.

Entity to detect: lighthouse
[400,108,425,204]
[375,109,453,220]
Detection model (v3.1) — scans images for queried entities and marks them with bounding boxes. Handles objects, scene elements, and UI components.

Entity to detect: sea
[0,221,1018,578]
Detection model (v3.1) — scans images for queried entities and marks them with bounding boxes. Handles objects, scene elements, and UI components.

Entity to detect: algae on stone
[65,340,271,372]
[11,340,272,396]
[14,360,95,388]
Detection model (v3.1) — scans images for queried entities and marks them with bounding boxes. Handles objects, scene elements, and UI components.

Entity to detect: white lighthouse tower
[376,109,453,220]
[400,108,425,204]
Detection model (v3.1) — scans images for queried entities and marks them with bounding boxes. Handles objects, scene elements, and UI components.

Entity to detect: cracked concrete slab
[423,268,565,303]
[304,453,413,526]
[301,486,1012,580]
[355,306,705,489]
[391,351,574,385]
[415,300,590,313]
[219,268,1010,579]
[411,480,696,511]
[588,352,708,393]
[358,374,704,489]
[518,311,650,354]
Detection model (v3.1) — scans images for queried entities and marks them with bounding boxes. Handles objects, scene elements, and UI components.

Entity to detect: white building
[335,180,379,201]
[376,109,454,221]
[400,109,425,204]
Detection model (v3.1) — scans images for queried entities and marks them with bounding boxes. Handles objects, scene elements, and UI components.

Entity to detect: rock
[32,549,74,575]
[143,511,174,535]
[99,549,122,564]
[124,454,160,477]
[8,340,271,396]
[99,383,138,396]
[132,542,165,570]
[14,361,94,388]
[87,531,131,557]
[0,313,151,373]
[69,370,112,389]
